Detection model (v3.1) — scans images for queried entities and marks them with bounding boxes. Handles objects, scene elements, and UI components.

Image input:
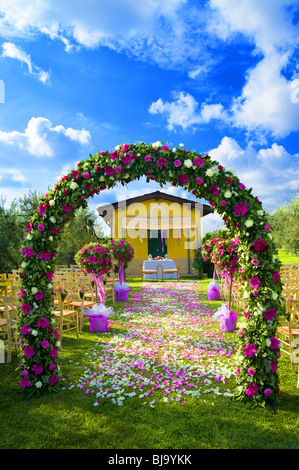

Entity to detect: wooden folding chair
[1,296,20,362]
[51,288,80,343]
[277,284,299,372]
[64,280,96,331]
[161,263,180,281]
[141,263,161,281]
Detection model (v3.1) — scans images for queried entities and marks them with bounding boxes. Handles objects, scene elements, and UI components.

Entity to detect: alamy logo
[0,80,4,103]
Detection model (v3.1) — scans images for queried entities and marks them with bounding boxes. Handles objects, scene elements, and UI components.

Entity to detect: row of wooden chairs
[0,267,120,362]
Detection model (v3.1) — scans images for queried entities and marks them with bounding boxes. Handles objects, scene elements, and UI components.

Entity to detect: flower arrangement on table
[154,256,164,260]
[74,242,113,304]
[107,239,134,285]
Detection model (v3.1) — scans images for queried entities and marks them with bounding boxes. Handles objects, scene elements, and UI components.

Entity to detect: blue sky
[0,0,298,235]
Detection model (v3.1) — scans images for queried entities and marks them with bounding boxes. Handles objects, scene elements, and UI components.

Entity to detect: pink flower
[238,183,245,190]
[32,364,43,375]
[233,201,248,216]
[193,157,204,166]
[20,304,32,314]
[88,255,96,264]
[37,204,46,216]
[247,368,256,376]
[47,272,53,282]
[156,157,167,169]
[20,324,31,335]
[41,340,49,349]
[23,246,34,258]
[272,271,280,282]
[161,145,169,151]
[243,343,257,357]
[121,143,130,152]
[264,388,272,396]
[49,363,56,371]
[19,378,31,388]
[115,165,122,174]
[71,170,80,179]
[144,155,151,162]
[264,308,276,321]
[174,159,182,167]
[196,177,204,185]
[252,239,267,252]
[269,337,280,350]
[23,345,35,358]
[221,200,226,206]
[252,289,259,296]
[122,154,132,165]
[245,383,259,396]
[251,259,259,265]
[62,203,72,212]
[104,165,115,176]
[178,174,189,185]
[49,373,59,386]
[249,276,261,289]
[82,172,90,179]
[37,317,49,328]
[50,348,58,358]
[35,291,44,301]
[270,361,277,372]
[37,224,45,231]
[264,223,271,231]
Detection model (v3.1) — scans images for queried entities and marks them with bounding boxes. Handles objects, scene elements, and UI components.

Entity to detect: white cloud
[208,136,299,210]
[2,42,50,84]
[0,167,26,182]
[0,117,91,157]
[149,92,226,131]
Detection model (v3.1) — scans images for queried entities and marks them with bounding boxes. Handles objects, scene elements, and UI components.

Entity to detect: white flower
[50,216,56,223]
[31,329,38,336]
[272,292,278,300]
[224,190,232,198]
[257,210,264,216]
[51,318,56,325]
[172,148,177,152]
[56,341,61,348]
[268,233,273,239]
[47,283,53,289]
[115,145,120,150]
[49,199,55,206]
[31,287,38,294]
[245,219,254,227]
[35,381,43,388]
[124,174,130,179]
[26,234,32,240]
[70,181,79,190]
[184,159,193,168]
[21,261,27,268]
[99,176,105,181]
[179,143,184,147]
[266,338,271,347]
[206,169,214,177]
[49,236,53,242]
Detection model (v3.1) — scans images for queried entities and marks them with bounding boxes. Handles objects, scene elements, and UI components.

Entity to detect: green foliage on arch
[18,141,284,407]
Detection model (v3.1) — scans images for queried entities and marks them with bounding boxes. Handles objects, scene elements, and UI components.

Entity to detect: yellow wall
[111,197,201,265]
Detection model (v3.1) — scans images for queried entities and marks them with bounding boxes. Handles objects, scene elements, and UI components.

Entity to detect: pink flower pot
[207,286,220,301]
[87,314,108,332]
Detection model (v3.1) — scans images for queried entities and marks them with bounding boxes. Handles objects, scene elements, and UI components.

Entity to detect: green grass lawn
[0,277,298,450]
[277,249,299,264]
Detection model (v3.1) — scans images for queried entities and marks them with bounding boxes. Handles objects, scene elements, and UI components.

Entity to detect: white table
[143,259,178,280]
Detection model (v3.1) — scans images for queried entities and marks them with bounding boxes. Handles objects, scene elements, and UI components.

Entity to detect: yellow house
[97,191,213,276]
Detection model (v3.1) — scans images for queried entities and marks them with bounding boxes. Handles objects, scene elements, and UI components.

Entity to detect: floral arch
[18,141,284,407]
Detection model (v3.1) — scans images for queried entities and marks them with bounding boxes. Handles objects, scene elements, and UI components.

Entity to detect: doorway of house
[148,230,167,258]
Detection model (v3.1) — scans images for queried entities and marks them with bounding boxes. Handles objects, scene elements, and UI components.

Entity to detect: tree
[55,206,105,265]
[0,196,23,272]
[268,194,299,254]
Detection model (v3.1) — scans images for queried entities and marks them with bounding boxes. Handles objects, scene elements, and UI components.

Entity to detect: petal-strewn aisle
[66,281,237,407]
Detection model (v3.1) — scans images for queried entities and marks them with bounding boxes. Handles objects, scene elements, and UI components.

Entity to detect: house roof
[97,190,213,218]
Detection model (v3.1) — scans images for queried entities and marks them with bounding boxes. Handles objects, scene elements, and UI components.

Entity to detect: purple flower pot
[219,311,238,332]
[207,286,220,301]
[87,314,108,332]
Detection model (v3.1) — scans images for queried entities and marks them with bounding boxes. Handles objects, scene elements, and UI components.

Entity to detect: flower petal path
[66,282,237,407]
